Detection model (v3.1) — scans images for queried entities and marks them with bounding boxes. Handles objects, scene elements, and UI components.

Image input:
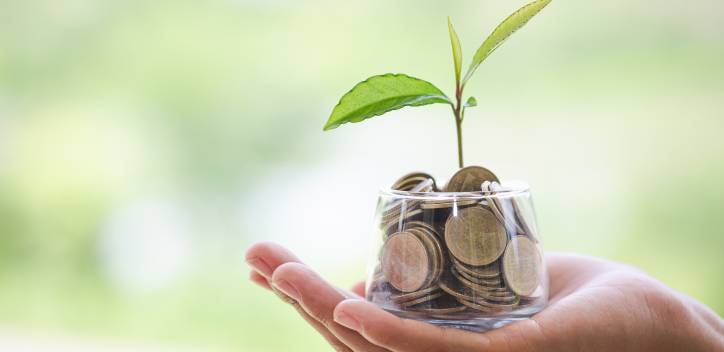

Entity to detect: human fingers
[245,240,306,279]
[333,299,489,352]
[245,241,362,298]
[249,268,272,290]
[332,296,618,352]
[245,242,354,352]
[331,291,599,352]
[263,274,361,315]
[271,281,356,352]
[324,253,622,352]
[272,262,390,352]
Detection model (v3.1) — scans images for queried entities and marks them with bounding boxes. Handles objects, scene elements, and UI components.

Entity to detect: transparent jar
[365,179,548,332]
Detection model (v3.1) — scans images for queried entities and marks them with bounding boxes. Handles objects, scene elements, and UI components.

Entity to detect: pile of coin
[379,178,434,233]
[368,166,543,315]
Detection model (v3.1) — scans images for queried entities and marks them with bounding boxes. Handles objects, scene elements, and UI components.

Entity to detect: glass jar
[365,179,548,332]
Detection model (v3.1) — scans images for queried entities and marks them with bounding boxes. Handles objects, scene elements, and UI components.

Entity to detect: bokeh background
[1,0,723,350]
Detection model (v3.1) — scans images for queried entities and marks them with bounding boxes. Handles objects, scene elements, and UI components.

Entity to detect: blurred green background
[0,0,723,350]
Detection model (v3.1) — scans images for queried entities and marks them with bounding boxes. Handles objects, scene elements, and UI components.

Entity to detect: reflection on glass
[366,180,548,332]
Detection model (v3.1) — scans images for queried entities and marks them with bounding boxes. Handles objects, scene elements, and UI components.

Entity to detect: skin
[246,241,724,352]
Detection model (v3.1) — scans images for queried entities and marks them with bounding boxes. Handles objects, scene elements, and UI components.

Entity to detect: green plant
[323,0,552,168]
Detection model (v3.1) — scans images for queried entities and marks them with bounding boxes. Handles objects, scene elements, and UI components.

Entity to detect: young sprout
[323,0,552,168]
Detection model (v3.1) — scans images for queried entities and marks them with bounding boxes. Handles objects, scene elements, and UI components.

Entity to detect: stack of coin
[420,195,480,210]
[442,166,499,192]
[391,172,439,192]
[369,166,543,315]
[482,181,538,243]
[380,224,447,307]
[379,178,434,235]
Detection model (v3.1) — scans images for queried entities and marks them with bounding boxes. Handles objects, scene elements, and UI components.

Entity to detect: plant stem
[453,87,463,168]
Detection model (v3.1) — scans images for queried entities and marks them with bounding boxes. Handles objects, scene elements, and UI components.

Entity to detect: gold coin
[394,177,435,193]
[381,202,421,222]
[482,181,513,234]
[487,199,516,235]
[381,206,402,221]
[407,295,467,314]
[390,285,441,303]
[451,270,515,301]
[366,277,394,304]
[420,199,479,210]
[455,281,510,297]
[489,182,525,235]
[453,265,502,285]
[502,236,541,296]
[405,229,439,288]
[397,292,443,308]
[382,232,430,292]
[405,178,434,193]
[420,203,454,210]
[438,274,503,301]
[404,221,442,239]
[394,177,429,191]
[368,275,388,291]
[405,227,445,280]
[454,278,507,292]
[407,227,445,284]
[381,209,424,237]
[455,297,516,313]
[382,179,431,216]
[392,172,436,190]
[450,269,505,294]
[512,196,538,243]
[381,199,422,218]
[413,178,435,193]
[479,290,511,297]
[452,258,500,279]
[455,297,501,313]
[381,217,401,237]
[480,182,493,207]
[382,206,422,226]
[460,293,520,308]
[443,166,499,192]
[380,202,401,220]
[444,207,507,266]
[409,304,467,315]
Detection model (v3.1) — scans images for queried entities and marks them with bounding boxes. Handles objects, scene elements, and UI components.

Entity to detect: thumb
[333,299,490,351]
[334,299,554,352]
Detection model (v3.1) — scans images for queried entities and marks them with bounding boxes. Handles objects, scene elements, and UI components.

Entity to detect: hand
[246,241,724,352]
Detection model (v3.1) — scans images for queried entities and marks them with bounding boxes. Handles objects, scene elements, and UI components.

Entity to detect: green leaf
[462,0,552,85]
[461,96,476,122]
[323,73,452,131]
[464,96,477,108]
[448,16,463,87]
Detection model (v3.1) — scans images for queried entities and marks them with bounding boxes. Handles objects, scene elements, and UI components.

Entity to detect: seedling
[323,0,552,168]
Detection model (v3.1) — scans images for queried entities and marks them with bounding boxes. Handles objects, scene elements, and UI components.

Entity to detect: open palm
[246,241,724,352]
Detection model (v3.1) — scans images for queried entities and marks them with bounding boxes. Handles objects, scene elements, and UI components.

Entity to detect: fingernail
[334,312,362,332]
[245,257,273,278]
[271,280,300,301]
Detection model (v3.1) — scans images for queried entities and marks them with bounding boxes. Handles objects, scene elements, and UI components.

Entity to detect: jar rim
[378,179,530,199]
